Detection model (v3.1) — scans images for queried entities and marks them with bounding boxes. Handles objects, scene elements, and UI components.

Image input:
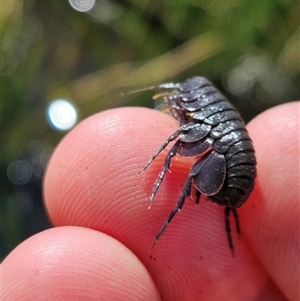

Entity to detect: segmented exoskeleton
[139,76,257,255]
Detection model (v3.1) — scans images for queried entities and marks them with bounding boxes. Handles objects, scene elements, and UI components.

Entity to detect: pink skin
[2,102,299,301]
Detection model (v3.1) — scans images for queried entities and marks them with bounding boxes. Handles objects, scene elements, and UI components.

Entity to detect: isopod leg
[151,173,193,249]
[195,189,201,204]
[140,128,184,173]
[140,122,196,173]
[149,140,180,202]
[232,208,241,236]
[224,207,235,257]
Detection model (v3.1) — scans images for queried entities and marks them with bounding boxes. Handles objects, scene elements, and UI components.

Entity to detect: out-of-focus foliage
[1,0,299,260]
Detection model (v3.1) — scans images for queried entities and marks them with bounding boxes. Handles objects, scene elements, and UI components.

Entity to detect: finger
[44,107,269,301]
[241,101,299,301]
[2,226,160,301]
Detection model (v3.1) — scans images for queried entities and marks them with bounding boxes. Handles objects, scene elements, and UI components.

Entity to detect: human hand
[3,102,299,301]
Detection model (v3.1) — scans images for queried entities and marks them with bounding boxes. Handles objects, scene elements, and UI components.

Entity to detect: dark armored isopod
[135,76,257,255]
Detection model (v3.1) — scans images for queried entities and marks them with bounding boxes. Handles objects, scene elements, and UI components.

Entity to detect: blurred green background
[1,0,299,261]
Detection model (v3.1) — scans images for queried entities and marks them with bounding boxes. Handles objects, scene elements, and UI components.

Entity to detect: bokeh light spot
[46,99,78,131]
[7,160,32,185]
[68,0,95,12]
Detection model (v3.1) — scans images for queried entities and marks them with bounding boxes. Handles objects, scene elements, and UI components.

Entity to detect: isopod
[137,76,257,255]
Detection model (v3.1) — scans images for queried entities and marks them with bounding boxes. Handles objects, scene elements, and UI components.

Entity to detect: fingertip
[242,101,299,301]
[3,226,160,301]
[244,101,299,213]
[43,107,176,227]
